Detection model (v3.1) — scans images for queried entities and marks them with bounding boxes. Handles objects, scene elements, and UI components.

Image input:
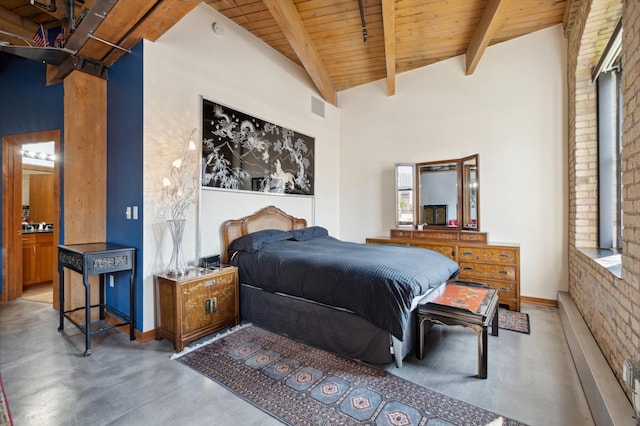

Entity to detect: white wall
[140,4,340,330]
[338,25,568,301]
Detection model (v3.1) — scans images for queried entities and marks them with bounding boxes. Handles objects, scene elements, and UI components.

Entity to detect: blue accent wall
[106,42,144,329]
[0,53,64,294]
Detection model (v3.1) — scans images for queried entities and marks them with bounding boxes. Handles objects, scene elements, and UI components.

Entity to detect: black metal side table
[58,243,136,356]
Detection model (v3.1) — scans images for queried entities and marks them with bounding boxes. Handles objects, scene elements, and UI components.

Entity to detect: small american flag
[54,28,64,48]
[33,25,49,48]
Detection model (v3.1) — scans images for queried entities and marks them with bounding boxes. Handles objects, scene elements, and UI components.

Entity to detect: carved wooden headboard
[220,205,307,264]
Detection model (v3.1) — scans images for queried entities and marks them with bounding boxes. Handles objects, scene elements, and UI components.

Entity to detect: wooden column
[63,71,107,319]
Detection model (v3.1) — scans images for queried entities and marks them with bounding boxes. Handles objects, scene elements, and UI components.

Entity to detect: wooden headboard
[220,205,307,264]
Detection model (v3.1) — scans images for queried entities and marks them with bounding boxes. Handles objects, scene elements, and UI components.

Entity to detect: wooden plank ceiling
[0,0,567,105]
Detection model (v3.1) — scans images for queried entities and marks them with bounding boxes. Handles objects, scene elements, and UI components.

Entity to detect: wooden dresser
[155,266,239,352]
[366,229,520,311]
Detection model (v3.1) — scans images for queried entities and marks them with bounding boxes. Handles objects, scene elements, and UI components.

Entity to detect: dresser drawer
[458,262,517,281]
[459,233,487,242]
[455,279,517,299]
[412,231,458,241]
[181,270,236,294]
[391,230,413,238]
[457,246,517,264]
[411,243,456,260]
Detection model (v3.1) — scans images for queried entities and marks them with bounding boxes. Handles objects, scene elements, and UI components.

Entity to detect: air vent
[311,96,325,118]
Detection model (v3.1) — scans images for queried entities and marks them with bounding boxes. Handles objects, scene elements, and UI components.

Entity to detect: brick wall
[567,0,640,397]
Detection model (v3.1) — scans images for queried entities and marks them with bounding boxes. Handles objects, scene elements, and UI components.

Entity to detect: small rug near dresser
[175,325,527,426]
[498,308,530,334]
[0,374,13,426]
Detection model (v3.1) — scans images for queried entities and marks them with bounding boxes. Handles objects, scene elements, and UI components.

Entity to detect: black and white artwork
[201,98,315,195]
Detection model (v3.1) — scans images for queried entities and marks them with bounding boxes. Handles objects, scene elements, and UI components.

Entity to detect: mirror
[417,159,461,228]
[395,164,415,228]
[394,154,479,231]
[462,154,479,230]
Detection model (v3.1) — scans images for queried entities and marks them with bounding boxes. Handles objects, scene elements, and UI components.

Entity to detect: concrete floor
[0,300,593,425]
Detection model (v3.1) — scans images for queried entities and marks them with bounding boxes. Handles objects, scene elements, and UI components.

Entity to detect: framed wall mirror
[394,154,480,231]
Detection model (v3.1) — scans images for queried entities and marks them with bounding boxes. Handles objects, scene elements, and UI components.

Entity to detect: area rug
[176,325,527,426]
[0,374,13,426]
[498,308,530,334]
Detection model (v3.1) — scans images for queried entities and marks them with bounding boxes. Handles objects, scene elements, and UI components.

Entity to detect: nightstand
[155,266,239,352]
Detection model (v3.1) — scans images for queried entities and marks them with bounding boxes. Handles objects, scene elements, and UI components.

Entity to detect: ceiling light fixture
[20,150,55,162]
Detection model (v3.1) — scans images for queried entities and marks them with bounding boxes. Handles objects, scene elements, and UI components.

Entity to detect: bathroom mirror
[394,154,479,231]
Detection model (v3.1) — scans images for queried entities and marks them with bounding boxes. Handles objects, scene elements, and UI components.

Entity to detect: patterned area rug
[0,374,13,426]
[176,325,527,426]
[498,308,530,334]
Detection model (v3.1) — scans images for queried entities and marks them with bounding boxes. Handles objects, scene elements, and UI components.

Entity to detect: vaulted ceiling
[0,0,568,105]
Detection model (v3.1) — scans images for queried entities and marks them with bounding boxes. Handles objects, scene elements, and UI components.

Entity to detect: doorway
[1,130,60,308]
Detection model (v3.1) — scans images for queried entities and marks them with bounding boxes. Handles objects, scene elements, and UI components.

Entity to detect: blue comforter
[229,229,460,340]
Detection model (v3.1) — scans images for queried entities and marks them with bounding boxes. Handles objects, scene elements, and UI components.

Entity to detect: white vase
[167,219,188,276]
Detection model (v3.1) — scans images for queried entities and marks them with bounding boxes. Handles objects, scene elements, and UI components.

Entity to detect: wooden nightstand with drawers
[155,266,239,352]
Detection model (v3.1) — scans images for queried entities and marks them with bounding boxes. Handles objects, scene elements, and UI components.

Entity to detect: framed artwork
[201,98,315,195]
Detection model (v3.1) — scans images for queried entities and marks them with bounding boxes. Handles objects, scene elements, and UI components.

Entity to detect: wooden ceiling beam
[102,0,200,65]
[263,0,337,106]
[465,0,511,75]
[0,6,38,43]
[77,0,159,61]
[381,0,396,96]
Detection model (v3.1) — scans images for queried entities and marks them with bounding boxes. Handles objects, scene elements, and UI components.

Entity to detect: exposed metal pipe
[0,29,35,46]
[358,0,368,44]
[67,0,75,31]
[28,0,57,13]
[87,33,130,53]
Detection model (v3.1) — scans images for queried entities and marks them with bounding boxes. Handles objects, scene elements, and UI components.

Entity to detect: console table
[58,243,136,356]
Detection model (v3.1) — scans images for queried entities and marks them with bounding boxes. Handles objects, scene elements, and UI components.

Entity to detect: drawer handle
[205,279,216,287]
[463,251,473,256]
[463,267,474,271]
[499,254,510,259]
[499,287,510,292]
[498,270,508,275]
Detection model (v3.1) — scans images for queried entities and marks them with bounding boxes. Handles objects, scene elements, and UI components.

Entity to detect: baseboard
[557,291,635,426]
[103,311,157,343]
[521,295,557,307]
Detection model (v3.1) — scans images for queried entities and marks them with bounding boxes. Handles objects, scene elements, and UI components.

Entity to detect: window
[595,22,623,250]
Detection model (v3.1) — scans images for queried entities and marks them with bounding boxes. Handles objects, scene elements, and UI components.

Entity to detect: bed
[221,206,460,367]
